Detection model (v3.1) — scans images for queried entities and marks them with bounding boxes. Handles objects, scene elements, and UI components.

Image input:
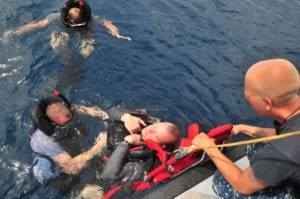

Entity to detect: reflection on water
[0,0,300,198]
[39,28,97,93]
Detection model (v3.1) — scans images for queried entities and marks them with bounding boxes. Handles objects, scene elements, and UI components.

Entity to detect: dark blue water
[0,0,299,198]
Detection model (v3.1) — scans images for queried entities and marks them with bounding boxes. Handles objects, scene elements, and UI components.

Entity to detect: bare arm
[2,18,50,43]
[75,105,146,133]
[54,133,107,175]
[2,13,59,43]
[93,15,131,41]
[207,148,267,194]
[192,133,267,195]
[230,124,276,138]
[75,105,109,120]
[101,20,131,41]
[15,18,50,35]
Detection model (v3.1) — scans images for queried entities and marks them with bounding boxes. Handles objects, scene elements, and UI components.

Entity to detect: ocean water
[0,0,299,198]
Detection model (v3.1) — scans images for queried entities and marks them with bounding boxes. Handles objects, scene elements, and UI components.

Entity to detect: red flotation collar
[103,123,232,198]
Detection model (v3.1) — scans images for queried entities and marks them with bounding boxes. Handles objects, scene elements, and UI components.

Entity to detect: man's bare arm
[15,19,50,35]
[205,147,267,194]
[54,133,107,175]
[93,15,131,41]
[192,133,267,195]
[75,105,109,120]
[2,18,50,43]
[101,20,131,41]
[2,13,60,43]
[230,124,276,138]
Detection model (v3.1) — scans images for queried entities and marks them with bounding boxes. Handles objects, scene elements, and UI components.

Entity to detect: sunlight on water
[0,65,24,78]
[7,56,23,62]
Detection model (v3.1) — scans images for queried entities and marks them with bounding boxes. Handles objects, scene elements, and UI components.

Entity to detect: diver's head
[68,7,84,24]
[61,0,91,28]
[46,102,73,125]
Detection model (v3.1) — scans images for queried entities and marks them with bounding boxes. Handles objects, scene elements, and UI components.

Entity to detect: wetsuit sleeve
[46,13,60,24]
[107,107,129,121]
[101,142,130,180]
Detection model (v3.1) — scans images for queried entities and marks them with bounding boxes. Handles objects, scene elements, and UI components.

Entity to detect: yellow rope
[177,130,300,152]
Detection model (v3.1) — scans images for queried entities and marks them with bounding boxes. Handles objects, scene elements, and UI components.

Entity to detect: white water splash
[0,65,24,78]
[0,64,9,69]
[0,158,31,185]
[7,56,23,63]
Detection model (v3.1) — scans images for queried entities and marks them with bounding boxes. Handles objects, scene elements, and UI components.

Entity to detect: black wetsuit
[101,107,160,197]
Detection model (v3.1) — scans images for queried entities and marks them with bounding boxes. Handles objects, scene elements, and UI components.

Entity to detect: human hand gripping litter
[173,124,232,160]
[192,133,216,150]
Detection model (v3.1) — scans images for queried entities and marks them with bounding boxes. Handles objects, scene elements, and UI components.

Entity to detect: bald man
[192,59,300,198]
